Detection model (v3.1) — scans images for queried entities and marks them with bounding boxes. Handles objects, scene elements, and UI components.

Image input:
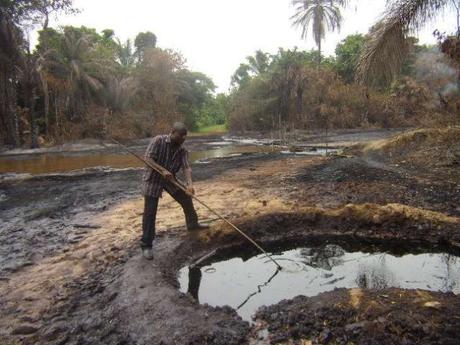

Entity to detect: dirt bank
[1,128,459,344]
[252,288,460,345]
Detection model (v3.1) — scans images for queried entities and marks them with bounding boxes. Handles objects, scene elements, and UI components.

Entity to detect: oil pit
[179,243,460,321]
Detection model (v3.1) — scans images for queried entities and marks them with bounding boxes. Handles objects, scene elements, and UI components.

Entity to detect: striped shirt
[142,134,190,197]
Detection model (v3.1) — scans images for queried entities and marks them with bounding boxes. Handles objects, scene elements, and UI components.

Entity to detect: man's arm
[184,168,194,195]
[181,150,194,195]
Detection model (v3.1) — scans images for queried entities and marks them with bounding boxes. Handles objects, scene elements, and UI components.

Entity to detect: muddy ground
[0,128,459,345]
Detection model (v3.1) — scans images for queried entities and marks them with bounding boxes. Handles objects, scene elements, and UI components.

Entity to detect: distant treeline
[1,1,459,148]
[226,35,460,133]
[0,1,225,148]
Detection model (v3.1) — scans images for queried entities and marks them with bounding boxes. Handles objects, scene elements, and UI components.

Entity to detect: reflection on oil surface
[0,145,279,174]
[179,244,460,321]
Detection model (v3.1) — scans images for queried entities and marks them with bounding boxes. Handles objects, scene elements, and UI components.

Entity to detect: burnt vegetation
[1,0,460,149]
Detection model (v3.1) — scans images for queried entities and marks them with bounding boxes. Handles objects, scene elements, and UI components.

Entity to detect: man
[141,122,209,260]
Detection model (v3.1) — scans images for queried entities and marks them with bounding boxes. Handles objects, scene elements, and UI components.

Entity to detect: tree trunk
[0,70,9,144]
[318,40,322,67]
[0,15,20,147]
[457,5,460,37]
[25,85,38,148]
[2,68,20,147]
[296,85,303,116]
[40,73,50,136]
[43,13,49,30]
[55,92,60,138]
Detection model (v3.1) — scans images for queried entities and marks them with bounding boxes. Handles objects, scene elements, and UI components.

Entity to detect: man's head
[170,122,187,146]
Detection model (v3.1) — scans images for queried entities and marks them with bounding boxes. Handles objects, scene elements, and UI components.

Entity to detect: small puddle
[179,243,460,321]
[281,148,340,156]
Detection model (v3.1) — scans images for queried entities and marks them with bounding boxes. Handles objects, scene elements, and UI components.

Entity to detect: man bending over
[141,122,209,260]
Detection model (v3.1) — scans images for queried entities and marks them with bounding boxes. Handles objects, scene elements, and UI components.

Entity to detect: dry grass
[354,127,460,171]
[327,202,459,225]
[209,202,459,245]
[363,127,460,154]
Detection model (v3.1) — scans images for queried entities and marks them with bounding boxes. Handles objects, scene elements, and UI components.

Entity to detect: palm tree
[44,27,105,120]
[230,51,270,88]
[246,50,270,75]
[357,0,459,86]
[115,38,136,70]
[291,0,343,64]
[230,64,251,87]
[103,76,137,115]
[63,28,104,116]
[268,49,314,139]
[100,76,138,137]
[17,48,40,148]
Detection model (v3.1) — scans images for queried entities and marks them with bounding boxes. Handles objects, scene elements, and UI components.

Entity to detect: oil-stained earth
[1,128,459,345]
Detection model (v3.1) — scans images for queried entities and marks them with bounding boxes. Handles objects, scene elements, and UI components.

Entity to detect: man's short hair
[172,122,187,134]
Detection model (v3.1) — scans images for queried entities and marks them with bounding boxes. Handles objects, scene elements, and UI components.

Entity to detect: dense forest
[0,0,226,147]
[1,0,459,148]
[227,37,460,132]
[228,0,460,132]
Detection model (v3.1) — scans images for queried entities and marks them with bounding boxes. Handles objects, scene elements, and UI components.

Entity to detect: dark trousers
[141,185,198,249]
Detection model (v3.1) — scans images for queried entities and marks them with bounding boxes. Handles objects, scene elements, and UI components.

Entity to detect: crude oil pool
[178,243,460,321]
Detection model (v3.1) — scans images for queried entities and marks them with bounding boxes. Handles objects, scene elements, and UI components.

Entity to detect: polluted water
[179,243,460,321]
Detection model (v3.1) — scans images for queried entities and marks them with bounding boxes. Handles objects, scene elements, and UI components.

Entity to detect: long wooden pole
[111,138,282,270]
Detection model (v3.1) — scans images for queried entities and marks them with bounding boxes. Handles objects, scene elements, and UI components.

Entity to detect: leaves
[357,0,451,86]
[291,0,344,60]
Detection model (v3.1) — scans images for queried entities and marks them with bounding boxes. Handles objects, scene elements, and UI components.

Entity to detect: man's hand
[186,185,195,196]
[163,171,173,181]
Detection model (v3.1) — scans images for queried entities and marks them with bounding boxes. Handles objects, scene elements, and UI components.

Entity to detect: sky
[31,0,459,93]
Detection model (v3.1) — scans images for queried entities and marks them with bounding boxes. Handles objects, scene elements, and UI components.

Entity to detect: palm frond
[356,19,408,86]
[103,76,138,112]
[70,60,81,80]
[357,0,450,86]
[84,74,103,91]
[332,0,351,6]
